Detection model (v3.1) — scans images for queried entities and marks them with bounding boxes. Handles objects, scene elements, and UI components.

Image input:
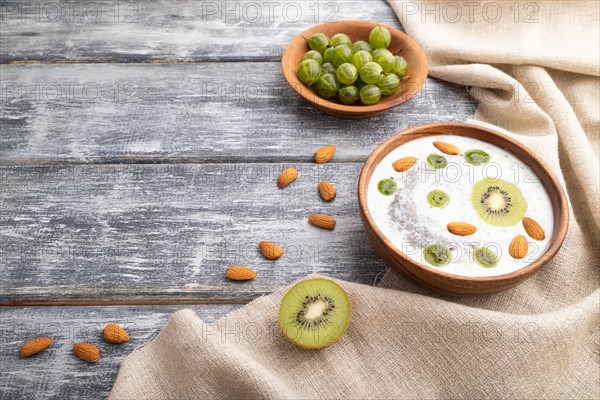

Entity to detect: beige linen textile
[110,2,599,398]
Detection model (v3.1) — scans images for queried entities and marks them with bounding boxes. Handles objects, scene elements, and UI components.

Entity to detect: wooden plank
[0,0,402,63]
[0,162,389,304]
[0,63,476,163]
[0,304,241,399]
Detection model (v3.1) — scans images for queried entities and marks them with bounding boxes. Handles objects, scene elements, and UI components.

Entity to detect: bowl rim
[281,20,429,114]
[357,122,569,283]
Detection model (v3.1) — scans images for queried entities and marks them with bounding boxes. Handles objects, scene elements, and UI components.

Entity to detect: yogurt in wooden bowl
[358,123,569,295]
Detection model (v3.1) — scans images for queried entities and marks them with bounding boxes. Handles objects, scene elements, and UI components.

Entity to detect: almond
[308,214,336,230]
[103,323,129,344]
[226,265,257,281]
[318,181,337,202]
[259,241,283,260]
[433,141,460,155]
[73,343,101,363]
[314,145,336,164]
[277,167,298,188]
[522,217,545,241]
[19,337,53,357]
[447,222,477,236]
[509,235,529,259]
[392,157,417,172]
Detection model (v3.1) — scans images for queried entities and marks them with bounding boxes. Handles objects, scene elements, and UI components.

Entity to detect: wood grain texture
[0,305,241,399]
[0,0,401,63]
[0,63,476,163]
[0,162,388,304]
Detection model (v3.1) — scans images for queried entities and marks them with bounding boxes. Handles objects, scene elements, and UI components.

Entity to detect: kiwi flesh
[471,178,527,226]
[278,278,350,349]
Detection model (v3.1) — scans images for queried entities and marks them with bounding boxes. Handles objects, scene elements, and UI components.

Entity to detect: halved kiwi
[471,179,528,226]
[278,278,350,349]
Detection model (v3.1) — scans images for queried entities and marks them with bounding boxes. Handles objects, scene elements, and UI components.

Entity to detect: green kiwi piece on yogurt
[426,154,448,169]
[423,244,452,267]
[427,190,450,208]
[377,178,397,196]
[464,149,491,166]
[473,247,499,268]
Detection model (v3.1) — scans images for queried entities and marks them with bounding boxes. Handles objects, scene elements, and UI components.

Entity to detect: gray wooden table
[0,1,476,398]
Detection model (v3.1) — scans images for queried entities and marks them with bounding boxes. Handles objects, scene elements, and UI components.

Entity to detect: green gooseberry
[377,178,397,195]
[423,244,452,267]
[377,73,400,95]
[394,55,409,78]
[473,247,499,268]
[360,84,381,105]
[426,190,450,208]
[331,33,352,47]
[369,26,391,49]
[297,59,321,87]
[320,62,336,75]
[338,85,360,105]
[375,50,396,73]
[372,48,392,59]
[303,50,323,64]
[336,63,358,85]
[463,149,491,165]
[323,47,335,64]
[330,44,353,67]
[352,40,372,53]
[316,73,339,98]
[359,62,384,84]
[351,50,373,71]
[307,33,330,54]
[426,154,448,169]
[354,78,367,90]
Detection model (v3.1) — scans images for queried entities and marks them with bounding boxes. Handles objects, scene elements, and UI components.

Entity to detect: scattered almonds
[226,265,257,281]
[259,241,284,260]
[73,343,101,363]
[277,167,298,189]
[433,141,460,155]
[318,181,337,202]
[103,323,130,344]
[522,217,545,241]
[308,214,336,230]
[447,222,477,236]
[392,157,417,172]
[19,337,53,357]
[314,146,336,164]
[509,235,529,259]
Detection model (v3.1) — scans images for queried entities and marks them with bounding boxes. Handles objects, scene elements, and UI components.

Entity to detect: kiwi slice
[278,278,351,349]
[464,149,490,166]
[473,247,499,268]
[423,244,452,267]
[377,178,397,196]
[426,154,448,169]
[427,189,450,208]
[471,178,528,226]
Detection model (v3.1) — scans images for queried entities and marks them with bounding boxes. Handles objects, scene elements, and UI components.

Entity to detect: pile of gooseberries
[297,26,409,106]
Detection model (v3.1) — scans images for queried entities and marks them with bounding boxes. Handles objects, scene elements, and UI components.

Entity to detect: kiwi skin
[278,278,351,349]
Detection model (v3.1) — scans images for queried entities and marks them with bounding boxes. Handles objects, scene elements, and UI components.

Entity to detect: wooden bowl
[281,20,428,119]
[357,123,569,295]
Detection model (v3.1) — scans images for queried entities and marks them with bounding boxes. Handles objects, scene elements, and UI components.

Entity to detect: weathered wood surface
[0,305,241,399]
[0,63,476,163]
[0,162,389,304]
[0,0,401,63]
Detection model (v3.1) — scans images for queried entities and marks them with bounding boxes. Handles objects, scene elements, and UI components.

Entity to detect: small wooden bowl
[358,123,569,295]
[281,20,428,119]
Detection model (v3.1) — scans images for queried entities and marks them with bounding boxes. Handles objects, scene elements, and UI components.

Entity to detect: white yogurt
[367,135,554,277]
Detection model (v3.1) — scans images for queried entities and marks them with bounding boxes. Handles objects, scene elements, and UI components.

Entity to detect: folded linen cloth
[110,2,599,398]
